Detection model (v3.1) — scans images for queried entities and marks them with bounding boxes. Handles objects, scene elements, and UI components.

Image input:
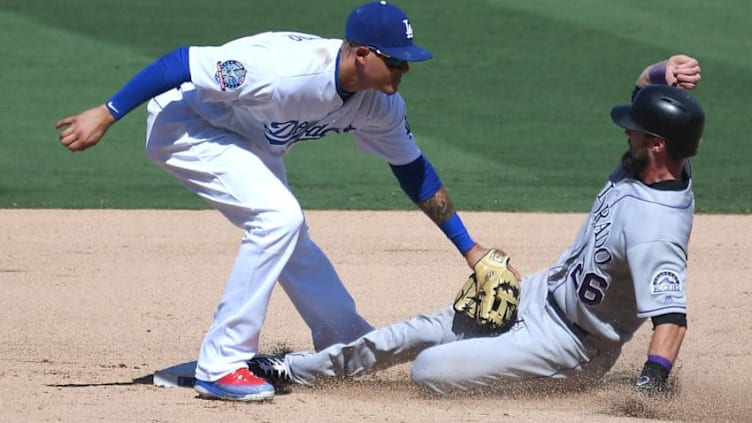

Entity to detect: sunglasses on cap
[367,46,407,69]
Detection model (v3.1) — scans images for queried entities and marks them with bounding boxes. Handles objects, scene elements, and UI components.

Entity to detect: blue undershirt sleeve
[104,46,191,120]
[389,154,441,203]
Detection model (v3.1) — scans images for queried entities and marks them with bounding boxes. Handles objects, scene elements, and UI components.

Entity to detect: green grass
[1,0,750,212]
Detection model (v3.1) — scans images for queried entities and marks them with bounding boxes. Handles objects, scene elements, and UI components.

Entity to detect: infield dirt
[1,210,750,422]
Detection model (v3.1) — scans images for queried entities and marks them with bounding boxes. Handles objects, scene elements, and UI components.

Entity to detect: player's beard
[621,147,650,176]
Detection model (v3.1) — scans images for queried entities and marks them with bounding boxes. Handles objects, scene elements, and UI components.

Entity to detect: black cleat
[248,354,293,387]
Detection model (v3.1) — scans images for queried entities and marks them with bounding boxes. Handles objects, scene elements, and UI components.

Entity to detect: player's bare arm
[636,321,687,394]
[416,189,489,267]
[416,188,519,276]
[648,323,687,363]
[416,187,454,225]
[56,104,116,152]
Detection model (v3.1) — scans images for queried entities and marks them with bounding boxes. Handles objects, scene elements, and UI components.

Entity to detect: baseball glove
[453,249,520,330]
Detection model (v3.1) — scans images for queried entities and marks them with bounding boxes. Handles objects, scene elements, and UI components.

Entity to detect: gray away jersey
[279,162,696,388]
[548,162,693,344]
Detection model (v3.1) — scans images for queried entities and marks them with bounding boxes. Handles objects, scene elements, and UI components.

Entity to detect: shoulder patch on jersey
[214,60,247,91]
[650,271,683,295]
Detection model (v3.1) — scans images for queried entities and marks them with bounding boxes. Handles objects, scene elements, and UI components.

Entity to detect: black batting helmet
[610,85,705,158]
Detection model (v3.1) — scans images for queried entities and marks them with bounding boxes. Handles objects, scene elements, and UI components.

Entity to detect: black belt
[547,294,589,339]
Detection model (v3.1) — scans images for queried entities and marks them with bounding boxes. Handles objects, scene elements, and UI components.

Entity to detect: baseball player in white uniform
[55,2,514,401]
[248,55,705,395]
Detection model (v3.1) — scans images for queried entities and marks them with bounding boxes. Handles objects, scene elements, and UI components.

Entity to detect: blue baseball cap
[345,1,432,62]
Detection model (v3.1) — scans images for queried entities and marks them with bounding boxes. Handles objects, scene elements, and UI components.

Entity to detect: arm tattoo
[417,187,456,225]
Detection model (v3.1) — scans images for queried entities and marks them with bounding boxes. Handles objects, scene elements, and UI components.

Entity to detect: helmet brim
[610,104,659,137]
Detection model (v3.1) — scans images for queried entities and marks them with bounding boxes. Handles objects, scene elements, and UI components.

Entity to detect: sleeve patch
[214,60,247,91]
[651,271,683,295]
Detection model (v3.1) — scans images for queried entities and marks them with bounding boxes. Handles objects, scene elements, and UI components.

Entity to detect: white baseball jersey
[283,162,694,392]
[183,31,421,164]
[145,30,433,382]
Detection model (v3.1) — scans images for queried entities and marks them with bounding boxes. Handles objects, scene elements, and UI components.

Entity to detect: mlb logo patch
[651,271,683,295]
[214,60,247,91]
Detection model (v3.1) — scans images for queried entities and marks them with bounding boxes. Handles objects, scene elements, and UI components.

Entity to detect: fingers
[58,130,77,152]
[55,107,109,152]
[57,117,83,151]
[61,136,82,151]
[675,82,698,90]
[61,133,97,152]
[674,77,700,90]
[55,116,75,130]
[675,66,701,80]
[669,54,697,67]
[59,133,77,148]
[673,60,701,76]
[508,264,522,281]
[672,64,701,90]
[57,124,93,152]
[666,54,701,90]
[65,140,89,152]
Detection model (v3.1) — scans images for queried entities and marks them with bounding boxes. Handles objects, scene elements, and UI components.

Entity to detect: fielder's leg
[145,92,304,382]
[277,231,374,351]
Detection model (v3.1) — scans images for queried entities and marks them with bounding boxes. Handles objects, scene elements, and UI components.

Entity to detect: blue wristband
[647,354,673,372]
[438,214,476,254]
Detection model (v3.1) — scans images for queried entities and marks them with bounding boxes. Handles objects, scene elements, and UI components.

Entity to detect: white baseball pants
[145,89,373,381]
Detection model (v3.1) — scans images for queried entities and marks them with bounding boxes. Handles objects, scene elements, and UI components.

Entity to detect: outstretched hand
[56,104,116,152]
[666,54,701,90]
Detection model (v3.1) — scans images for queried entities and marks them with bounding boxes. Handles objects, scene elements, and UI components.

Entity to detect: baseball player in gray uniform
[249,55,704,395]
[55,1,515,401]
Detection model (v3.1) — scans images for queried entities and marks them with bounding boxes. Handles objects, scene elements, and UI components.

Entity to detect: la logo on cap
[402,19,413,39]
